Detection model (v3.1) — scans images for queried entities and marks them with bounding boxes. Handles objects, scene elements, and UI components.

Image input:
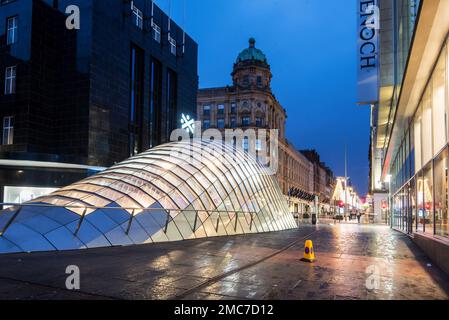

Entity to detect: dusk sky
[155,0,370,195]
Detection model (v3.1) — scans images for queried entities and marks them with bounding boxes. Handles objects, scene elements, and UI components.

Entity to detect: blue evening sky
[155,0,370,196]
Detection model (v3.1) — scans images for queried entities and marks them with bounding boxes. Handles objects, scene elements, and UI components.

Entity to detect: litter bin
[312,213,317,225]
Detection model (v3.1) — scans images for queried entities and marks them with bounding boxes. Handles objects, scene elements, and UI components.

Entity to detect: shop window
[410,178,417,232]
[423,163,434,234]
[434,147,448,237]
[417,171,424,232]
[3,186,57,205]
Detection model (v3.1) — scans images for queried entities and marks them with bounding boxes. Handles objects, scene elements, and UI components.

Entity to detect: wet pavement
[0,223,448,300]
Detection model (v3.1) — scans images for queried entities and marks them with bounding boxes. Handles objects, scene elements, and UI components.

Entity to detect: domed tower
[232,38,272,90]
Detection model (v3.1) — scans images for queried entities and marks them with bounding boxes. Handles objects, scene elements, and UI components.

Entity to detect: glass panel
[410,178,417,232]
[432,52,447,153]
[422,87,433,164]
[414,104,422,172]
[435,148,448,237]
[423,163,434,234]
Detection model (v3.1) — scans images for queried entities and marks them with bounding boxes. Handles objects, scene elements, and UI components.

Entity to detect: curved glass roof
[0,140,296,253]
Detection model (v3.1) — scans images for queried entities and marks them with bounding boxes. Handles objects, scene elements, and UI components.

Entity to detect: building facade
[197,39,334,215]
[0,0,198,203]
[369,0,449,273]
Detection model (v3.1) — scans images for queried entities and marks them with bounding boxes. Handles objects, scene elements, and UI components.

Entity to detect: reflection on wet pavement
[0,224,448,300]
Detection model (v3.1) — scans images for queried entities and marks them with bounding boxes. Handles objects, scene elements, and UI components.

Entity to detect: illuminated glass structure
[0,140,296,253]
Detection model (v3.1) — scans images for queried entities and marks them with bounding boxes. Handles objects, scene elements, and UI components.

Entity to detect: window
[432,51,447,154]
[230,117,236,128]
[150,57,163,147]
[3,186,57,205]
[422,87,433,164]
[129,45,145,156]
[4,66,16,95]
[217,118,225,129]
[257,76,262,87]
[203,105,210,116]
[152,22,161,43]
[166,69,178,140]
[242,116,250,126]
[434,148,448,237]
[242,137,249,152]
[131,2,143,29]
[243,75,249,86]
[2,116,13,145]
[414,104,422,173]
[217,104,224,115]
[256,117,263,127]
[423,163,434,234]
[6,16,18,45]
[231,103,237,114]
[203,120,210,130]
[256,139,262,151]
[169,36,177,55]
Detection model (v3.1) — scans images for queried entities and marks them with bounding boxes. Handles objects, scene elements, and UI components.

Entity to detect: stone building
[300,150,335,214]
[197,38,333,215]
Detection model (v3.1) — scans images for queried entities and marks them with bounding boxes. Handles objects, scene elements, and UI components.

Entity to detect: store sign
[357,0,379,105]
[180,113,195,134]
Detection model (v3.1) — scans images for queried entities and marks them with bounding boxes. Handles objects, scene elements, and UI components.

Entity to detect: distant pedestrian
[357,212,361,224]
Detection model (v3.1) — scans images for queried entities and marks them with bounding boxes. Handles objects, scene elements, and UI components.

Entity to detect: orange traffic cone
[301,240,316,263]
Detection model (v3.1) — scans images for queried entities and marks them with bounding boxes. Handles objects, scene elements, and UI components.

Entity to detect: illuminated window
[131,2,143,29]
[203,105,210,116]
[169,36,177,55]
[4,66,16,95]
[152,22,161,43]
[2,116,13,145]
[6,16,18,45]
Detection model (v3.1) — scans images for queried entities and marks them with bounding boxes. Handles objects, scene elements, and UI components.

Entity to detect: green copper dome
[236,38,268,64]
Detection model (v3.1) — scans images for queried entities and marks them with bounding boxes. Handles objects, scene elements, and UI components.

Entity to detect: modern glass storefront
[391,37,449,239]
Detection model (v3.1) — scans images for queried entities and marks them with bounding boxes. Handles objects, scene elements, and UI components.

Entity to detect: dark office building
[0,0,198,203]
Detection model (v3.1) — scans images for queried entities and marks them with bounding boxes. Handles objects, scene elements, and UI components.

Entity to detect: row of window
[130,1,176,56]
[203,102,266,116]
[203,117,264,130]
